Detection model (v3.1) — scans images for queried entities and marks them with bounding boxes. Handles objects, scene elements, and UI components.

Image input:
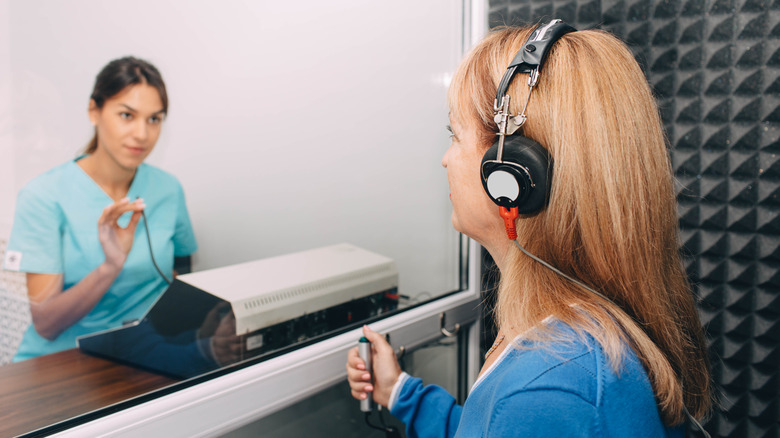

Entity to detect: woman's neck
[482,237,511,273]
[77,152,136,201]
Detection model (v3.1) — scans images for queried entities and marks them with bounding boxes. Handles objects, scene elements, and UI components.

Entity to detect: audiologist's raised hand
[346,325,402,408]
[98,197,145,270]
[25,197,148,341]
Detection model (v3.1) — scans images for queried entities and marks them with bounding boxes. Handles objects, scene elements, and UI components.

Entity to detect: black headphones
[480,19,576,216]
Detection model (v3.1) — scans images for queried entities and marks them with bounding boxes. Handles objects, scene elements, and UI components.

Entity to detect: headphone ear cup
[480,135,552,214]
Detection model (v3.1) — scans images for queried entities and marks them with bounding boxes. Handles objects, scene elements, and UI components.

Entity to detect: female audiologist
[4,57,198,362]
[347,21,712,436]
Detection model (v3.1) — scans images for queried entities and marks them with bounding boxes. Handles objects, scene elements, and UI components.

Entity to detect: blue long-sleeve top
[389,322,683,437]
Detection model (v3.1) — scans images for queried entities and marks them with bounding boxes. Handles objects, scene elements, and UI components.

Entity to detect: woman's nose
[133,120,148,141]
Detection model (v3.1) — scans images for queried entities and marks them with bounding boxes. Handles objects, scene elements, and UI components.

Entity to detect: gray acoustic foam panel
[487,1,779,437]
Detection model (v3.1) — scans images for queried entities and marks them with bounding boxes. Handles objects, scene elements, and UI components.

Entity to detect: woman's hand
[97,197,145,270]
[346,325,402,408]
[25,198,146,340]
[211,310,243,366]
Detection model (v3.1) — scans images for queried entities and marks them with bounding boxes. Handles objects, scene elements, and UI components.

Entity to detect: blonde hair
[449,26,712,425]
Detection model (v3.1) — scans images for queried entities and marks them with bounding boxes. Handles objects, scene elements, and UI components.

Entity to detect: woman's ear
[88,99,98,126]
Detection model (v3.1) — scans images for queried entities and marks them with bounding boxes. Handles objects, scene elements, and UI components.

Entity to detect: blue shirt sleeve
[5,184,63,273]
[172,181,197,257]
[390,376,462,438]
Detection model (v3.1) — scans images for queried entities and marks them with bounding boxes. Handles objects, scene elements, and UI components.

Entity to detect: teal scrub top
[4,158,198,361]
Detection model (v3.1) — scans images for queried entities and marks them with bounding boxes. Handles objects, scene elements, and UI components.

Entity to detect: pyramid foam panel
[487,1,780,436]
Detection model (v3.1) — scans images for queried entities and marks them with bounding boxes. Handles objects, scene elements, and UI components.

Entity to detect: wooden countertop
[0,349,176,437]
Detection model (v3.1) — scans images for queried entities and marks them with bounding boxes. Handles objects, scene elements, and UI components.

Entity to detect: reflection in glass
[78,244,399,379]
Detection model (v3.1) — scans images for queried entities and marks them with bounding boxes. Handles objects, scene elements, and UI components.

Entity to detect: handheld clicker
[358,336,373,412]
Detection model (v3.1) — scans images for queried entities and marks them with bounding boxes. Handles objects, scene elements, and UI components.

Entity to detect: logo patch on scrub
[4,250,22,271]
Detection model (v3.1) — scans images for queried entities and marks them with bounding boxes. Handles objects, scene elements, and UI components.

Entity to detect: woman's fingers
[362,325,397,364]
[97,202,117,226]
[346,365,371,383]
[351,389,370,400]
[99,198,145,227]
[104,197,131,219]
[356,326,402,407]
[346,346,374,400]
[96,198,147,268]
[349,382,373,396]
[362,325,392,353]
[347,371,373,395]
[126,210,143,233]
[346,348,369,378]
[230,337,243,354]
[347,347,366,370]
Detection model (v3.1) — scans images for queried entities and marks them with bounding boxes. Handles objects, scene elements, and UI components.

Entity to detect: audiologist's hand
[210,311,242,366]
[98,197,145,270]
[346,325,402,408]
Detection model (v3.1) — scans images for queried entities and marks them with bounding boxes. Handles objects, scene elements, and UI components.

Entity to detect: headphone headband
[495,20,576,103]
[482,19,576,224]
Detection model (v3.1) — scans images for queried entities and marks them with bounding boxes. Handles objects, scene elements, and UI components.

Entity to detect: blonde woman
[347,21,711,437]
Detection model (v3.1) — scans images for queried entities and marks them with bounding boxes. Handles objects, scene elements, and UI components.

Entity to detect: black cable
[363,412,385,432]
[377,406,389,428]
[363,412,401,438]
[140,210,172,285]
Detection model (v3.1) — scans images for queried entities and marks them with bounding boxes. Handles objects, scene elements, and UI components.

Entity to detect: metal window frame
[48,239,482,438]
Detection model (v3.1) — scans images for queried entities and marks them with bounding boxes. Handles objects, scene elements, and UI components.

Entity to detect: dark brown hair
[84,56,168,154]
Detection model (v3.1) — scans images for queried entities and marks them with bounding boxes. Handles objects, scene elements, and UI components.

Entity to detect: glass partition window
[1,0,464,365]
[0,1,472,436]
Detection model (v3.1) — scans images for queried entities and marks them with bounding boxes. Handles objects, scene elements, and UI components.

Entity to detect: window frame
[46,239,483,438]
[39,2,489,435]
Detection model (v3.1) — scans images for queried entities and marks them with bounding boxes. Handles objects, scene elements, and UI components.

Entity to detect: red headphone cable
[499,206,519,240]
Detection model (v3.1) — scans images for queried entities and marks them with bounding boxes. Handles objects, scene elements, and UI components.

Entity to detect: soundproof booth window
[0,1,469,436]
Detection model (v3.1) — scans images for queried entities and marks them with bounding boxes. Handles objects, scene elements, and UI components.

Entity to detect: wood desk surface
[0,349,176,437]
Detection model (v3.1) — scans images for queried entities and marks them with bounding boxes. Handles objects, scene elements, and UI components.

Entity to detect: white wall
[3,1,464,299]
[0,1,13,237]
